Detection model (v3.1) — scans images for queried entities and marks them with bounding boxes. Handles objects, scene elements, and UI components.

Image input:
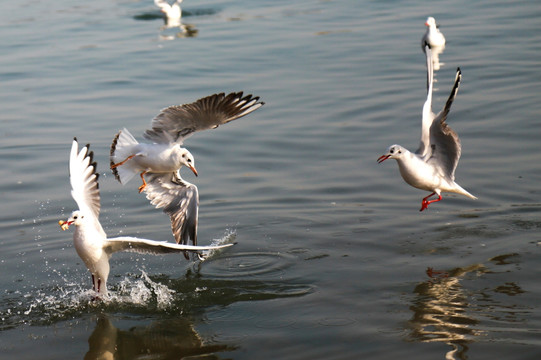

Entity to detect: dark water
[1,0,541,359]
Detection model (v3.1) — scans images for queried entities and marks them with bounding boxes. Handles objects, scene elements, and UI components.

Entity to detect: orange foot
[419,192,442,211]
[110,154,135,169]
[138,171,148,193]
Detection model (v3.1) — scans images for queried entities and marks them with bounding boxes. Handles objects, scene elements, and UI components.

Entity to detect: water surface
[1,0,541,359]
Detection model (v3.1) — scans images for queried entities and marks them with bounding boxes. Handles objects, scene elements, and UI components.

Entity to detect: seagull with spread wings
[110,92,264,256]
[59,139,234,296]
[377,46,476,211]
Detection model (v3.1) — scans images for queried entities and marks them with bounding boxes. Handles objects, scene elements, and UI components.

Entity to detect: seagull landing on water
[59,139,234,296]
[377,46,476,211]
[154,0,182,21]
[110,91,264,257]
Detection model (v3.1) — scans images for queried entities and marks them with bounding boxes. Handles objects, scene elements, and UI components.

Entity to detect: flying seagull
[377,46,476,211]
[59,138,234,296]
[154,0,182,21]
[110,91,264,255]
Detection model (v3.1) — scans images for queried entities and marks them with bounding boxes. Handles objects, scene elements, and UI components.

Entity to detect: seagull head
[425,17,437,27]
[377,145,404,163]
[58,210,85,230]
[179,147,198,177]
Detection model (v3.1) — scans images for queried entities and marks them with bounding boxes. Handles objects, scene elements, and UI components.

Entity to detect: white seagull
[154,0,182,19]
[422,17,446,71]
[59,139,234,296]
[422,17,446,49]
[377,46,476,211]
[110,92,264,256]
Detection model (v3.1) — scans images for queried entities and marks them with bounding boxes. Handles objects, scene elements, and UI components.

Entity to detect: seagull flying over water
[154,0,182,21]
[59,139,234,296]
[110,92,264,255]
[377,46,476,211]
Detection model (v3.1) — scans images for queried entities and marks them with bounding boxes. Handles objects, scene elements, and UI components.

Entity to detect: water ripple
[197,251,297,280]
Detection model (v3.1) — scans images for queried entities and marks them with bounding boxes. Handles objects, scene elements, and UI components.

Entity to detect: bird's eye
[73,215,78,219]
[390,149,394,154]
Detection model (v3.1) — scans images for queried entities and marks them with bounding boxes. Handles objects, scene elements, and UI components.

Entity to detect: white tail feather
[110,128,140,184]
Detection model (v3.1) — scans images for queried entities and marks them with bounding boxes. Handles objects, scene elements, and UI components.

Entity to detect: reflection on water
[407,264,485,360]
[429,44,445,72]
[406,254,527,360]
[84,314,234,360]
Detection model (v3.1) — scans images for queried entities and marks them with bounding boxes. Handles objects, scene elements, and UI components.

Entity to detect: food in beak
[59,220,70,231]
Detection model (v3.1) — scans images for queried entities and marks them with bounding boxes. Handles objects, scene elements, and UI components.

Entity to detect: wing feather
[104,236,233,255]
[143,92,264,144]
[427,68,462,180]
[144,172,199,250]
[70,138,104,234]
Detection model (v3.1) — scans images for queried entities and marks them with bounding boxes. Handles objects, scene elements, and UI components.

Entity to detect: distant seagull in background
[155,0,182,22]
[422,17,446,48]
[59,139,234,296]
[110,92,264,256]
[422,16,446,70]
[377,46,476,211]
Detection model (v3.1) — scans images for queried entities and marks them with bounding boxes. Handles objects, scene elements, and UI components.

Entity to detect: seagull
[154,0,183,28]
[422,17,446,49]
[377,46,476,211]
[59,138,235,296]
[154,0,182,21]
[422,17,446,71]
[110,92,264,255]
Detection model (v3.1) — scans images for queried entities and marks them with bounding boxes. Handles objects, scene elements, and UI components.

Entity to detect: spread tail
[110,128,139,184]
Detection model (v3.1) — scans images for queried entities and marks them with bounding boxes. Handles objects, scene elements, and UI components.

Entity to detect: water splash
[114,270,176,310]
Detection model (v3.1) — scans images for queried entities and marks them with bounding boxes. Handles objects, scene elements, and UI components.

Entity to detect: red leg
[91,274,96,292]
[138,171,148,193]
[110,154,135,169]
[420,192,442,211]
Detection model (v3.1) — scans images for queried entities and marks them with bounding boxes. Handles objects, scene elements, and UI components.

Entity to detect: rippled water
[1,0,541,359]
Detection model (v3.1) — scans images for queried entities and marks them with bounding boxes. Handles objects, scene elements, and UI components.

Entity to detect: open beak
[58,220,72,231]
[188,164,198,177]
[377,154,391,164]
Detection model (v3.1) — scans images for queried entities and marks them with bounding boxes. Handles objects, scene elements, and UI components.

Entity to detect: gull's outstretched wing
[104,236,234,255]
[427,68,463,180]
[144,172,199,258]
[154,0,172,12]
[69,138,105,236]
[143,92,264,144]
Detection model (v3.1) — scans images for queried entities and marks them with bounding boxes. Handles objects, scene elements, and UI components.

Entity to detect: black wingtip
[73,137,78,142]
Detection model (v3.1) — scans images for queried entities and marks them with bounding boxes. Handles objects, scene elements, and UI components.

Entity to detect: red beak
[189,164,198,177]
[377,155,390,164]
